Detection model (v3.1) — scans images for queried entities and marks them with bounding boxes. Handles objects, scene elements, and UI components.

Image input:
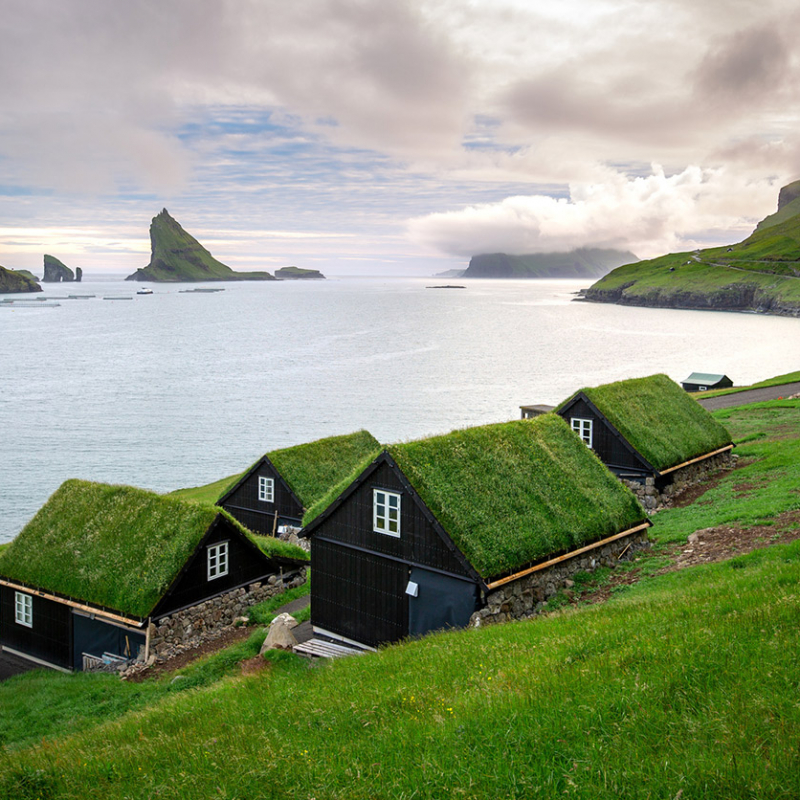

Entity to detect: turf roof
[560,373,732,471]
[0,480,304,618]
[386,415,646,580]
[266,430,381,509]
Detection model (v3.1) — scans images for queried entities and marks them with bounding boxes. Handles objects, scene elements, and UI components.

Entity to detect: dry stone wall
[624,451,734,511]
[147,567,306,661]
[470,529,650,628]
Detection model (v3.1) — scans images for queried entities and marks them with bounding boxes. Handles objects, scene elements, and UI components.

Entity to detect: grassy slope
[2,400,799,798]
[565,373,732,471]
[0,265,41,293]
[169,472,243,504]
[585,195,800,312]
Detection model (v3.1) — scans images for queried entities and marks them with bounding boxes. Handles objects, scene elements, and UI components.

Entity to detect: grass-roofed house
[214,430,381,537]
[0,480,307,672]
[301,415,650,649]
[556,374,734,508]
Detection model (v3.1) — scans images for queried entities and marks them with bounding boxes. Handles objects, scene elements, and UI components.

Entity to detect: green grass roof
[561,373,732,471]
[268,430,381,509]
[0,480,305,618]
[386,415,645,580]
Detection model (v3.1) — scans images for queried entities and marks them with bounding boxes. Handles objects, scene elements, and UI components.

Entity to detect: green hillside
[585,181,800,315]
[126,210,275,282]
[464,247,637,278]
[0,265,41,293]
[2,399,799,798]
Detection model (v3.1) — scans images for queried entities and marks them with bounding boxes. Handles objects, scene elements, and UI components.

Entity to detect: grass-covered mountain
[0,265,42,293]
[584,181,800,315]
[126,210,275,283]
[463,248,637,279]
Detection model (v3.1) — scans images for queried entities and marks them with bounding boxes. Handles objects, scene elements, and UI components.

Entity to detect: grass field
[1,400,798,799]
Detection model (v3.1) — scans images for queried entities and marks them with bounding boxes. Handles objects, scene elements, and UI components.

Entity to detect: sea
[2,275,799,543]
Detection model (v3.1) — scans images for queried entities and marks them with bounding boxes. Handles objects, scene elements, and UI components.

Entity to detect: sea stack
[42,255,75,282]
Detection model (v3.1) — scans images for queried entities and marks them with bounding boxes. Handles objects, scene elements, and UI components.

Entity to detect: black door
[408,568,480,637]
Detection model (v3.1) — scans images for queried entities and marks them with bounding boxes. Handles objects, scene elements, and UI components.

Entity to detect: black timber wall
[558,398,651,477]
[222,461,304,534]
[0,587,72,669]
[311,459,476,646]
[152,518,278,618]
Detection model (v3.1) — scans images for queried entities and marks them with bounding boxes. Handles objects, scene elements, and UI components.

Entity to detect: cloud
[407,167,779,259]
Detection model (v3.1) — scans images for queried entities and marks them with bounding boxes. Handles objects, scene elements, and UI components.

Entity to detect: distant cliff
[0,265,42,293]
[42,255,79,282]
[126,210,275,282]
[463,248,638,279]
[584,181,800,317]
[274,267,325,280]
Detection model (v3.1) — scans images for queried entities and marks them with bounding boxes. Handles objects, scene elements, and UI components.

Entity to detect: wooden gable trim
[148,513,285,620]
[217,455,269,505]
[656,444,734,476]
[0,577,145,628]
[560,392,656,474]
[301,452,386,537]
[485,521,651,590]
[381,452,486,589]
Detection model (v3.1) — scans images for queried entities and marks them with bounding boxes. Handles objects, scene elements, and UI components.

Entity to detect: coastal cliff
[463,248,637,279]
[583,182,800,316]
[0,265,42,293]
[42,255,78,282]
[126,210,275,282]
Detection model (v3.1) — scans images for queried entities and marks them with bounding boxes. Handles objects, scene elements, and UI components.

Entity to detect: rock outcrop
[0,265,42,293]
[42,255,75,282]
[463,248,638,279]
[274,266,325,280]
[126,209,275,282]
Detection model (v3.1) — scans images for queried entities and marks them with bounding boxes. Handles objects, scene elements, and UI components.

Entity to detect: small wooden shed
[0,480,306,672]
[218,430,380,536]
[556,374,733,490]
[302,415,649,649]
[681,373,733,392]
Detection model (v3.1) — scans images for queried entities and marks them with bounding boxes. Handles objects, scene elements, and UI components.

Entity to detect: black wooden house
[302,415,647,649]
[218,430,380,536]
[0,480,305,671]
[556,373,733,485]
[681,372,733,392]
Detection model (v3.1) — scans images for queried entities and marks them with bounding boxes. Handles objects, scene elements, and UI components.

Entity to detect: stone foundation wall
[147,567,307,661]
[624,451,734,511]
[469,530,650,628]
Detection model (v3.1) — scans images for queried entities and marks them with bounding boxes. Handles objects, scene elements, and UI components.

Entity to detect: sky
[2,0,799,277]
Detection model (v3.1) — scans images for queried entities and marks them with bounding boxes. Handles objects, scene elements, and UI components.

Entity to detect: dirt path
[696,382,800,410]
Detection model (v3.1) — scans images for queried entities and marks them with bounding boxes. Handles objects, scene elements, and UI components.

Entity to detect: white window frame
[373,489,401,537]
[207,541,229,580]
[258,476,275,503]
[571,417,593,447]
[14,591,32,628]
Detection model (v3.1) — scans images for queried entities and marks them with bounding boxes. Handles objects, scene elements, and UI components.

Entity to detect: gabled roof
[308,416,646,581]
[682,372,730,384]
[0,480,303,618]
[559,373,732,472]
[219,430,381,510]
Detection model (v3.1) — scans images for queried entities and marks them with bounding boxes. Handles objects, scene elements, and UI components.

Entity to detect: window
[14,591,32,628]
[571,417,593,447]
[373,489,401,537]
[207,542,229,580]
[698,386,708,392]
[258,476,274,503]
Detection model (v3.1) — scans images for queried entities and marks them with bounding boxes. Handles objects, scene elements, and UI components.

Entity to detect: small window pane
[14,592,32,628]
[374,490,401,537]
[208,542,229,580]
[258,476,274,503]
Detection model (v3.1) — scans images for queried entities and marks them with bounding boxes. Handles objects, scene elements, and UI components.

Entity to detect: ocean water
[2,275,799,543]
